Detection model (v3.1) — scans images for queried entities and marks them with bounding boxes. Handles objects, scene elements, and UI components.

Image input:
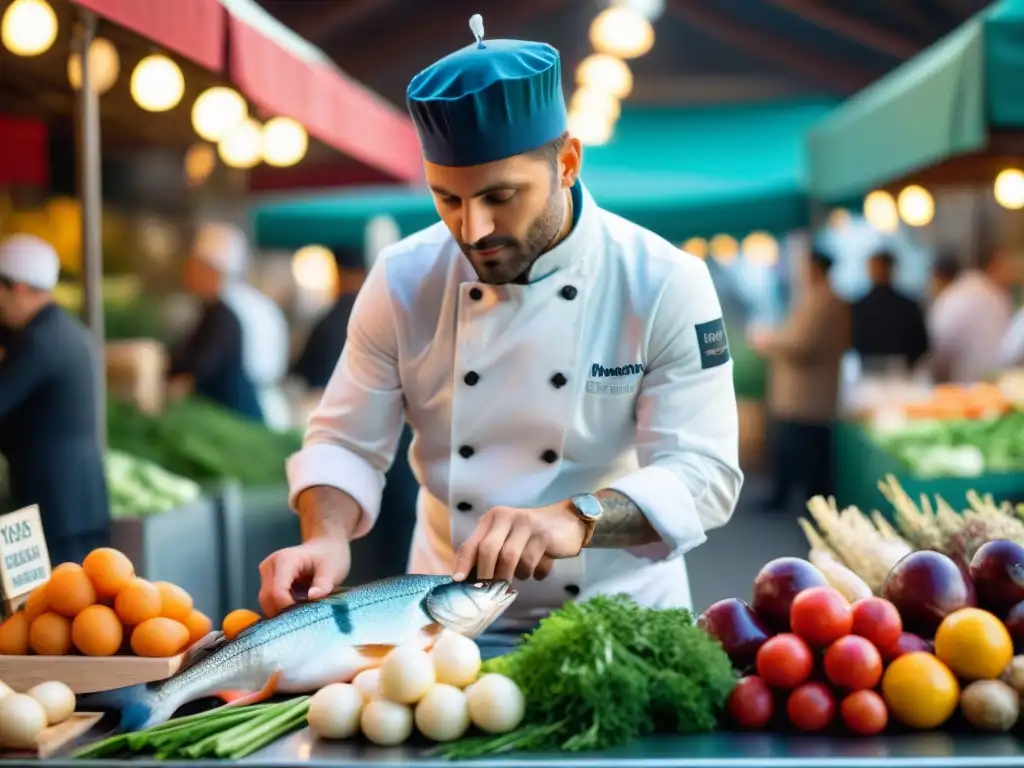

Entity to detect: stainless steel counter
[65,728,1024,767]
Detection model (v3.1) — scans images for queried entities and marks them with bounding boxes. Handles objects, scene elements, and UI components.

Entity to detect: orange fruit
[114,578,162,626]
[182,610,213,646]
[154,582,193,622]
[82,548,135,598]
[130,617,190,658]
[881,652,959,729]
[28,612,73,655]
[222,609,261,641]
[0,611,29,655]
[46,564,97,617]
[23,585,50,623]
[934,607,1013,680]
[71,604,123,657]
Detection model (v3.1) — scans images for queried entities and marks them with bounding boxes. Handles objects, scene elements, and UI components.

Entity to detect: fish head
[424,579,517,638]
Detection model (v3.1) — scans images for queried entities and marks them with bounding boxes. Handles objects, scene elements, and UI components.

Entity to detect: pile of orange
[0,547,213,658]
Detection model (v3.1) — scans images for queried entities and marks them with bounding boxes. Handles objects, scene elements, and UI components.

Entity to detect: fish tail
[78,684,176,732]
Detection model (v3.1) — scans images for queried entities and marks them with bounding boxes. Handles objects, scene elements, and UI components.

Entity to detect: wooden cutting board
[0,712,103,759]
[0,653,186,693]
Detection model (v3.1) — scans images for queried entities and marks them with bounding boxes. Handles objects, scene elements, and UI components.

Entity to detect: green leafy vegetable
[436,595,736,759]
[71,698,308,761]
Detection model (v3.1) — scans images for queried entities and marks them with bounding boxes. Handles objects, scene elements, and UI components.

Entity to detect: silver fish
[95,575,516,732]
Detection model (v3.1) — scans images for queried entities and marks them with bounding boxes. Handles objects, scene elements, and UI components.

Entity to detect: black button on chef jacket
[0,304,110,558]
[169,299,264,422]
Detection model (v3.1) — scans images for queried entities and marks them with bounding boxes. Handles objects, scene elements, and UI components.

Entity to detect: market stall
[806,0,1024,208]
[834,381,1024,515]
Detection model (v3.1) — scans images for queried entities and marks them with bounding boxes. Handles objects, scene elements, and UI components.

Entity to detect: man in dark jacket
[0,235,110,564]
[851,251,929,373]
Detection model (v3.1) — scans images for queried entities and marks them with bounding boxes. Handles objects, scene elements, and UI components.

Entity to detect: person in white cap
[168,223,289,424]
[0,234,111,564]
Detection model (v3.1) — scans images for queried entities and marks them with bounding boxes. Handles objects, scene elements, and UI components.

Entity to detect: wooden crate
[0,653,186,694]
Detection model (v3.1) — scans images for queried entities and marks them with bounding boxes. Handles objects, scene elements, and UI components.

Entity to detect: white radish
[465,673,525,734]
[380,646,435,704]
[0,694,47,749]
[431,631,481,688]
[307,684,363,740]
[360,699,413,746]
[415,684,470,742]
[352,668,383,701]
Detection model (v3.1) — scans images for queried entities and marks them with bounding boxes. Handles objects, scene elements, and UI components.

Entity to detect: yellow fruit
[934,608,1013,680]
[114,578,161,626]
[82,548,135,598]
[28,612,72,656]
[154,582,193,622]
[222,609,261,640]
[72,605,124,657]
[0,611,29,655]
[130,618,189,658]
[46,564,97,617]
[882,652,959,729]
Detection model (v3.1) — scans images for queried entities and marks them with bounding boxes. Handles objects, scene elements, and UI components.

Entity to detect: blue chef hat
[406,14,567,168]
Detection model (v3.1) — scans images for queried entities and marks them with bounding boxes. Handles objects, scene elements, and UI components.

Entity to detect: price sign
[0,505,51,616]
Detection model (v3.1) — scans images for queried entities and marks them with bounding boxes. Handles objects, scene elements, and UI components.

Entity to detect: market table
[55,730,1024,767]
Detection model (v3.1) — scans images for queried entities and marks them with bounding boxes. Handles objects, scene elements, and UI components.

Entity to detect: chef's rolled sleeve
[286,258,405,539]
[608,255,743,561]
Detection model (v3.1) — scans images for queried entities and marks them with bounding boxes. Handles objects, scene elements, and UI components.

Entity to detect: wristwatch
[569,493,603,550]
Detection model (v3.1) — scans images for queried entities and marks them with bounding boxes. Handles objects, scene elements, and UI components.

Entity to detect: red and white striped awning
[66,0,422,183]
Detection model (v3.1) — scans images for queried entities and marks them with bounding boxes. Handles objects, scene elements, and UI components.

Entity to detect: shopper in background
[0,234,110,563]
[292,255,366,390]
[851,251,929,373]
[930,255,961,301]
[927,247,1016,383]
[168,223,267,422]
[749,251,850,511]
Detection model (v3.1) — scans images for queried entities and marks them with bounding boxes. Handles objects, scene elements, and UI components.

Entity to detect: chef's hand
[258,536,351,618]
[746,325,774,355]
[452,502,586,584]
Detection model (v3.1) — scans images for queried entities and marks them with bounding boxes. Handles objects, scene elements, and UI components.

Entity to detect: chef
[0,234,110,564]
[258,17,743,624]
[169,223,288,424]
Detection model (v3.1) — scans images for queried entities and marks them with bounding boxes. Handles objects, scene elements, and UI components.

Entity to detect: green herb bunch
[437,595,737,759]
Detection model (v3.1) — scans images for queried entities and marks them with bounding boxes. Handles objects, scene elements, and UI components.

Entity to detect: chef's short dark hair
[525,131,570,171]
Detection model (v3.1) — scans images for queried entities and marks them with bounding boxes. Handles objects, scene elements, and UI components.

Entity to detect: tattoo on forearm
[589,490,661,548]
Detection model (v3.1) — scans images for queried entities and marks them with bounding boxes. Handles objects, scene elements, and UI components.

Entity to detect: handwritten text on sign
[0,506,51,601]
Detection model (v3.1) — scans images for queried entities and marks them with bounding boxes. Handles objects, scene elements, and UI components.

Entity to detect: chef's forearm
[296,486,364,542]
[587,489,661,548]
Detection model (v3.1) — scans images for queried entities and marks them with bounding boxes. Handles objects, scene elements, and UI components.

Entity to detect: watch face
[574,493,602,520]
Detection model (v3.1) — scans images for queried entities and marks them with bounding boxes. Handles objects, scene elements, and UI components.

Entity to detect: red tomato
[824,635,883,691]
[882,632,933,662]
[840,690,888,735]
[851,597,902,651]
[790,586,853,648]
[726,676,774,729]
[787,682,835,732]
[755,633,814,689]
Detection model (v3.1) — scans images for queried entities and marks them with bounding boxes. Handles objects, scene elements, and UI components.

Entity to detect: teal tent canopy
[252,99,834,250]
[807,0,1024,203]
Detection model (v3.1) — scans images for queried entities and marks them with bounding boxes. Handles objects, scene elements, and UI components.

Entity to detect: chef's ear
[559,135,583,189]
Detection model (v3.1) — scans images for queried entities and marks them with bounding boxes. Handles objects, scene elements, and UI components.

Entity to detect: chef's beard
[459,189,566,285]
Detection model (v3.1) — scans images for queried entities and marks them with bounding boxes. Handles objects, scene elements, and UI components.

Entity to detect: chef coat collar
[522,179,594,284]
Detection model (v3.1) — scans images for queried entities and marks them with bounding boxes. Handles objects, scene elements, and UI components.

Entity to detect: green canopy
[252,100,833,251]
[807,0,1024,203]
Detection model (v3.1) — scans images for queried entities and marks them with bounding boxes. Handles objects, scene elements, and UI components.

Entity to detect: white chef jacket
[927,271,1014,383]
[221,282,291,429]
[286,183,743,622]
